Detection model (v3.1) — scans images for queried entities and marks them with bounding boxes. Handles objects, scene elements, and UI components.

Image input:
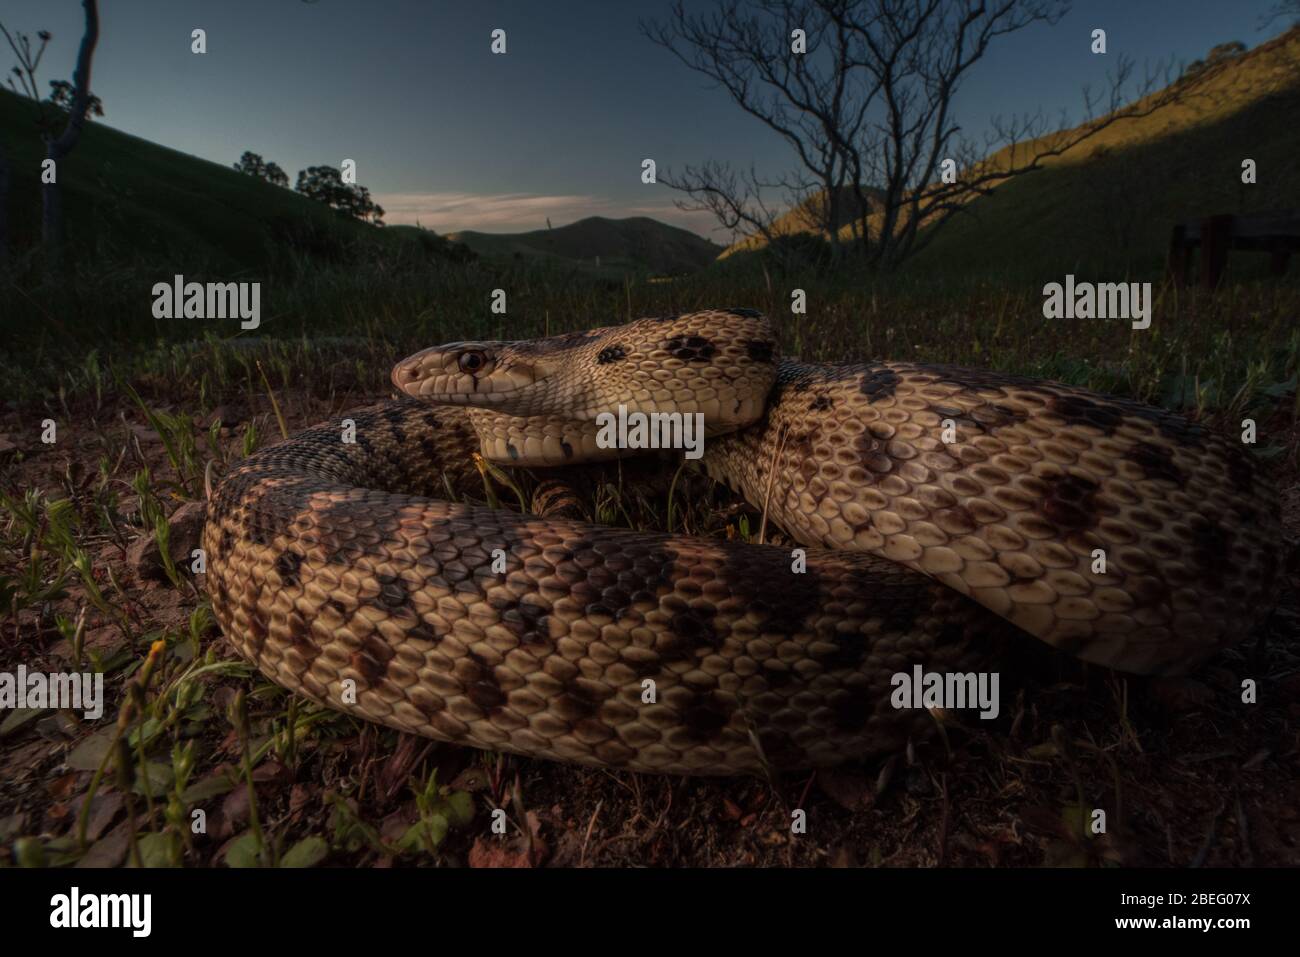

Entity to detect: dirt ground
[2,386,1298,868]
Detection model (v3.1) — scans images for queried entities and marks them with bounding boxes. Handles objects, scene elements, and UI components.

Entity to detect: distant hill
[447,216,723,275]
[719,26,1300,279]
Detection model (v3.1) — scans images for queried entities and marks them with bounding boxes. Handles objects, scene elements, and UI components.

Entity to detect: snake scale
[203,310,1283,775]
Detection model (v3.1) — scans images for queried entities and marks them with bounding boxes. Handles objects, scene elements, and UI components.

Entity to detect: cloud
[373,191,724,239]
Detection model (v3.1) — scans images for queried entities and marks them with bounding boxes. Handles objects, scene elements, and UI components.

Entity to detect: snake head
[392,340,549,407]
[393,313,780,466]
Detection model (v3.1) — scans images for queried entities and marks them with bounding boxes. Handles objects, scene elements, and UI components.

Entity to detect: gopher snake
[203,310,1282,775]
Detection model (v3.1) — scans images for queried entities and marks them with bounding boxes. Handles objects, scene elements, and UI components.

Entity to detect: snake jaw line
[393,343,546,405]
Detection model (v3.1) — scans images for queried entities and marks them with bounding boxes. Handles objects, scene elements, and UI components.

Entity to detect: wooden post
[1167,224,1190,286]
[1269,244,1291,277]
[1199,214,1233,291]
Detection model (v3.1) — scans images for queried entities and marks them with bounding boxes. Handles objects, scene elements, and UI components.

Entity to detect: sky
[0,0,1289,239]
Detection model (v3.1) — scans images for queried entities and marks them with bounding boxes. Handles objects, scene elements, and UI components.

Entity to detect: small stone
[200,403,248,430]
[127,500,207,582]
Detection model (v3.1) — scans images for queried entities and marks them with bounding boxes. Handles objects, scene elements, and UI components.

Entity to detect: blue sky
[1,0,1287,238]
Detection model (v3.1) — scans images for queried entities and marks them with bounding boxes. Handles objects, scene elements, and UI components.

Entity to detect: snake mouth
[392,342,542,405]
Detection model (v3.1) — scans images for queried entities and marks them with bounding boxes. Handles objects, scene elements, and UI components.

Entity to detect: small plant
[396,768,474,858]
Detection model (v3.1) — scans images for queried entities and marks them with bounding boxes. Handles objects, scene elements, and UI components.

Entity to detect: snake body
[203,310,1282,775]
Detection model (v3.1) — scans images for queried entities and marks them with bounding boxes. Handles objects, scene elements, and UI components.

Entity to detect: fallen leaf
[76,821,131,868]
[280,836,329,868]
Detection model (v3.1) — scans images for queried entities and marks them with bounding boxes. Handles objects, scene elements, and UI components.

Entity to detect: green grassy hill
[447,216,723,276]
[719,26,1300,281]
[0,88,464,273]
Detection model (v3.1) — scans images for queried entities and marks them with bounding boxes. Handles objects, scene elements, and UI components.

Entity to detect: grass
[8,274,1300,457]
[1,274,1298,867]
[720,26,1300,281]
[0,88,468,276]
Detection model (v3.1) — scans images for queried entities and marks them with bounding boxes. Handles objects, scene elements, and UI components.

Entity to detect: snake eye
[458,350,487,374]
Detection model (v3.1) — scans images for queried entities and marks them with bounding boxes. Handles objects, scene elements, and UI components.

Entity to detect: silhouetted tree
[294,165,385,224]
[48,79,102,118]
[1262,0,1300,27]
[644,0,1197,269]
[233,151,289,187]
[0,0,99,265]
[1187,40,1247,75]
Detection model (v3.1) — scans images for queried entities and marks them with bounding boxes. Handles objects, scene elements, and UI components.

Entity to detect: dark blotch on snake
[351,635,395,687]
[813,631,869,670]
[274,550,304,587]
[859,366,901,401]
[831,689,873,732]
[374,573,413,611]
[670,604,720,649]
[745,339,776,363]
[761,662,794,688]
[405,619,442,645]
[721,544,822,639]
[285,612,315,655]
[497,596,551,645]
[1048,394,1124,434]
[1127,441,1183,485]
[665,335,717,363]
[463,650,506,713]
[682,689,733,742]
[1039,472,1104,531]
[246,608,270,657]
[384,408,408,445]
[554,675,605,722]
[597,345,627,364]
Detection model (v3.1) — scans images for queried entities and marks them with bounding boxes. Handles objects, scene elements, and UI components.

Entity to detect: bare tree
[0,0,99,266]
[0,26,53,268]
[43,1,100,262]
[0,140,8,267]
[1261,0,1300,27]
[644,0,1198,269]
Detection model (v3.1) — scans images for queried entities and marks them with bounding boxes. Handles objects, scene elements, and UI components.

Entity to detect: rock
[127,500,207,582]
[199,403,248,430]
